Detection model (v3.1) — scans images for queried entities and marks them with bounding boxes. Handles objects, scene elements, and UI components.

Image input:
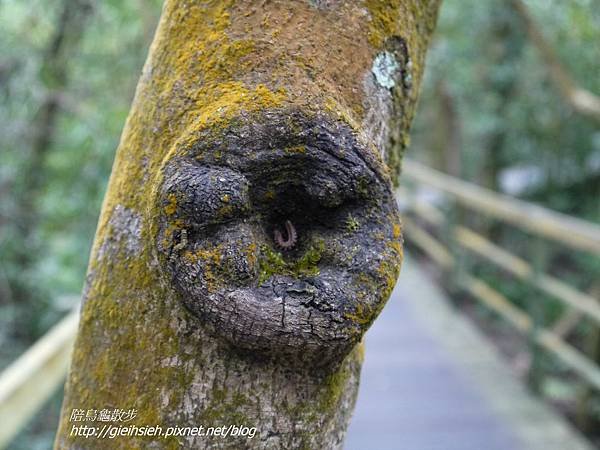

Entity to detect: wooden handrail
[0,310,78,449]
[464,273,600,391]
[402,159,600,254]
[398,188,600,326]
[399,163,600,392]
[402,218,600,391]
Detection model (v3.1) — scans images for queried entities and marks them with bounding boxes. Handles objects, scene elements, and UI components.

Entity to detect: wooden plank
[401,159,600,254]
[392,256,594,450]
[346,258,525,450]
[0,310,78,449]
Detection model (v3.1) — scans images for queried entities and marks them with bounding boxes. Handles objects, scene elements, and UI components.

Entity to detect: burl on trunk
[55,1,440,448]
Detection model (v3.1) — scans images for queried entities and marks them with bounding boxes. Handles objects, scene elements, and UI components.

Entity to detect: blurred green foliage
[0,0,162,447]
[412,0,600,223]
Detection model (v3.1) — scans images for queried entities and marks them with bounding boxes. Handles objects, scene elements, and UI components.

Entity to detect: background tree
[0,1,162,447]
[1,0,93,361]
[53,1,441,448]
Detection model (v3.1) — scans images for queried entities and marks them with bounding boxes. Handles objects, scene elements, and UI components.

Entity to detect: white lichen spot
[160,387,170,408]
[161,356,181,367]
[371,51,399,90]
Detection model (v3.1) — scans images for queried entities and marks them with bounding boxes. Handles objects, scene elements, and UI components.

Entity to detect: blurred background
[0,0,598,448]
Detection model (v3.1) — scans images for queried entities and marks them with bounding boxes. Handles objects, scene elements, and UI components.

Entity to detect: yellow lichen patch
[323,96,361,132]
[244,242,258,269]
[388,220,404,261]
[389,239,403,259]
[161,218,184,252]
[199,83,285,131]
[183,245,224,293]
[365,0,402,47]
[217,204,234,218]
[164,193,178,216]
[285,144,306,154]
[377,258,401,299]
[392,222,402,239]
[344,302,377,326]
[183,246,223,266]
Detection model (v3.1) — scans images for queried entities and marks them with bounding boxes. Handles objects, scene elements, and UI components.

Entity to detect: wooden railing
[399,159,600,396]
[1,159,599,447]
[0,311,78,449]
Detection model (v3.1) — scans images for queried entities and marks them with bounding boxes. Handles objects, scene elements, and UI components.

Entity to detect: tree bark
[55,1,441,448]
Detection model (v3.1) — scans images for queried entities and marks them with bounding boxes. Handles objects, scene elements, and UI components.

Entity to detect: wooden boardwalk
[345,254,594,450]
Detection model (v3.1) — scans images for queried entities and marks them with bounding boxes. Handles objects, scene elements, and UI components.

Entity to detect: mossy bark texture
[55,1,441,449]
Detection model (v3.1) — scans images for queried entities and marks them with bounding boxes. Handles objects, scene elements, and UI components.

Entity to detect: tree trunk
[55,1,441,448]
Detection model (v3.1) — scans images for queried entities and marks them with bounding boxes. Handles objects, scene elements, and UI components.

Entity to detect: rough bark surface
[55,1,441,448]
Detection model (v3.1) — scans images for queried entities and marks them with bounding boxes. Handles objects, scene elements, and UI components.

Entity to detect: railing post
[527,235,548,393]
[444,197,464,299]
[575,282,600,431]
